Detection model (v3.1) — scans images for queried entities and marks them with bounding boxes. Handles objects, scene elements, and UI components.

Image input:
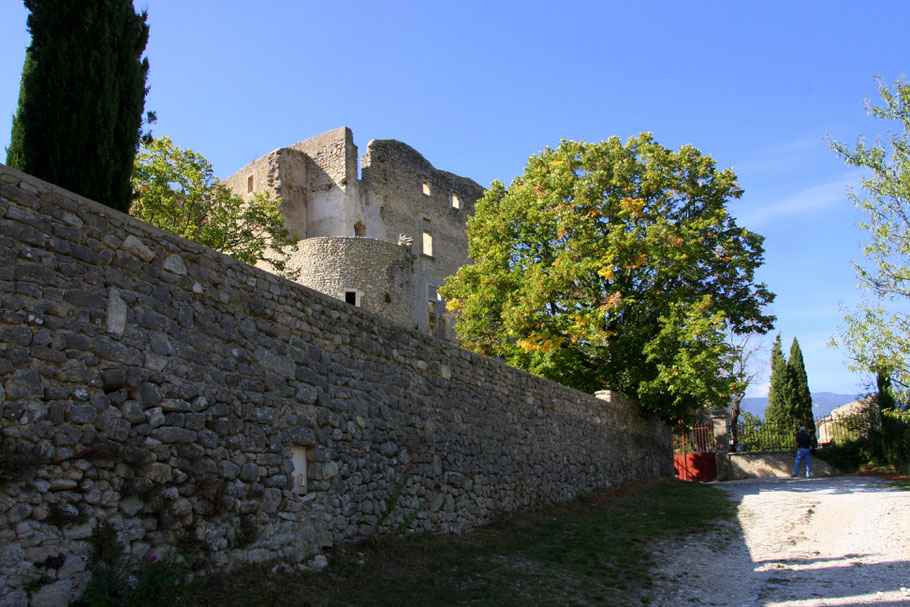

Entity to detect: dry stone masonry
[223,127,487,339]
[0,163,672,606]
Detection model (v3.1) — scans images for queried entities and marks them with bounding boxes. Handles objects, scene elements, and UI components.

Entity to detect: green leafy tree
[441,134,775,423]
[6,0,150,213]
[131,136,298,275]
[876,370,895,413]
[830,77,910,399]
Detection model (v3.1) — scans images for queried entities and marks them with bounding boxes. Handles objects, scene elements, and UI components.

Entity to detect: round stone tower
[287,236,416,328]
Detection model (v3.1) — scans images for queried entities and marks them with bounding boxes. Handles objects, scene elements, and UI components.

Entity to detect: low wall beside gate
[718,451,840,481]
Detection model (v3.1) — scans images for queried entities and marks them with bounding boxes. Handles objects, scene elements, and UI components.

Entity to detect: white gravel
[645,476,910,606]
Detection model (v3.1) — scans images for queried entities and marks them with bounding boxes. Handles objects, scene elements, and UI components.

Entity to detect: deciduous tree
[6,0,150,213]
[830,77,910,400]
[131,136,298,276]
[442,134,775,423]
[727,331,766,447]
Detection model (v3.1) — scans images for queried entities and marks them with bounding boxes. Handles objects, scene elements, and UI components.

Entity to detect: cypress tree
[787,338,815,435]
[6,0,149,213]
[765,334,791,426]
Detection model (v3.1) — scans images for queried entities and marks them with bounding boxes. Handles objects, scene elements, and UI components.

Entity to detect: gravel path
[646,476,910,606]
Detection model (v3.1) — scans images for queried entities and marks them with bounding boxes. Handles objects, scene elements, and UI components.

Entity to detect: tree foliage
[788,338,814,428]
[766,335,789,422]
[131,136,298,275]
[830,77,910,399]
[441,134,774,423]
[6,0,150,213]
[765,335,816,434]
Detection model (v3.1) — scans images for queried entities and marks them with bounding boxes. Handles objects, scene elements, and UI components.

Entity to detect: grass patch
[172,478,734,607]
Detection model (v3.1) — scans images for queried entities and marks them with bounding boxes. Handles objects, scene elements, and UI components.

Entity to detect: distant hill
[740,392,863,420]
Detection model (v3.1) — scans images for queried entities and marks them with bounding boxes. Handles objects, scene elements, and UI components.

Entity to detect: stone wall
[222,148,310,239]
[360,138,484,284]
[0,164,672,606]
[288,237,416,328]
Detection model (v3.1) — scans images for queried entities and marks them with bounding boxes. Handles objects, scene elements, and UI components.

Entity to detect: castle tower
[223,127,485,338]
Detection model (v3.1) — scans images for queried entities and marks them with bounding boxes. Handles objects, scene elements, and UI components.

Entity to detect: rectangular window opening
[422,179,431,196]
[291,445,311,494]
[451,192,461,209]
[427,284,445,337]
[344,290,358,306]
[422,218,433,257]
[247,175,254,193]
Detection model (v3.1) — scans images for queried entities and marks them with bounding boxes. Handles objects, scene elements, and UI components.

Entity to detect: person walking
[793,426,812,478]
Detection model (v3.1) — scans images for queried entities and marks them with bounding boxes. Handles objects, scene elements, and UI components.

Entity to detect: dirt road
[646,476,910,606]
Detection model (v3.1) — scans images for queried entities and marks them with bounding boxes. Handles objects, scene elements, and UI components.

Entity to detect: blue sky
[2,1,908,398]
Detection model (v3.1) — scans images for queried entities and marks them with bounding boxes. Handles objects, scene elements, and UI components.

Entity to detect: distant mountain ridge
[740,392,863,420]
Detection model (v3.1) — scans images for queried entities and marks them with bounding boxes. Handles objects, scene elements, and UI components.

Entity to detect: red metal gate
[674,425,717,482]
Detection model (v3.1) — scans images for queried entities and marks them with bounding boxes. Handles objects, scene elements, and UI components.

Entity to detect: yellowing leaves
[598,291,623,311]
[623,254,648,269]
[598,266,616,281]
[620,197,646,217]
[516,334,565,353]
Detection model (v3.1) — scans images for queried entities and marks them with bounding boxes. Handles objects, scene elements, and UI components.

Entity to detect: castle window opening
[422,219,433,257]
[354,221,365,237]
[344,290,360,306]
[428,284,445,337]
[291,445,311,494]
[247,175,254,193]
[451,192,461,209]
[422,179,431,196]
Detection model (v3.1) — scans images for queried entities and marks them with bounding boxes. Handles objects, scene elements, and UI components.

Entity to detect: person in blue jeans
[793,426,812,478]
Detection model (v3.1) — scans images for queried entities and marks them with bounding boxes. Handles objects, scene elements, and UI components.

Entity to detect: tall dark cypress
[6,0,149,213]
[787,338,815,435]
[765,334,790,426]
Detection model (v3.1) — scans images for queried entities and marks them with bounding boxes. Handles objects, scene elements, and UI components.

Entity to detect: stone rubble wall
[0,163,673,606]
[288,236,416,328]
[360,138,484,283]
[222,148,310,239]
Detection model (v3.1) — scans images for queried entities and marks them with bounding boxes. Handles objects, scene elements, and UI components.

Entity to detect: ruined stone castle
[223,127,486,340]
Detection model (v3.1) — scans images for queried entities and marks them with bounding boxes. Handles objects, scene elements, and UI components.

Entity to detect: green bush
[882,409,910,468]
[815,407,909,472]
[815,438,883,472]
